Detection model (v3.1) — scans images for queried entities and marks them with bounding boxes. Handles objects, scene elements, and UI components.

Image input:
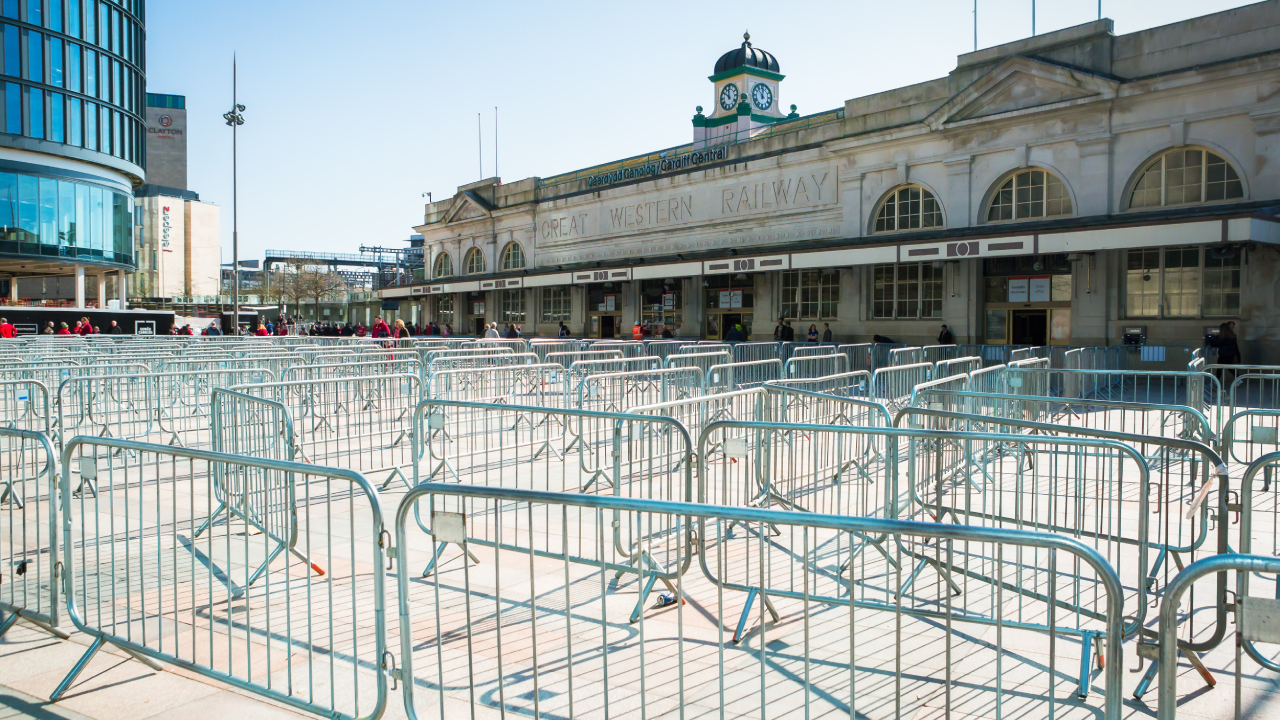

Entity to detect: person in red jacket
[0,317,15,338]
[56,322,72,335]
[255,323,269,336]
[371,315,391,339]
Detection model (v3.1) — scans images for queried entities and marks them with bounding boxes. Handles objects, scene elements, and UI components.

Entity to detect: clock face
[719,83,739,111]
[752,83,773,111]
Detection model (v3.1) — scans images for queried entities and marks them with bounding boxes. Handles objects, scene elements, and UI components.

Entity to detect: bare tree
[279,263,346,317]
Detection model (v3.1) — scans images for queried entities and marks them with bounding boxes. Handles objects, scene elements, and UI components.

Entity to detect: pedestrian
[725,323,746,342]
[503,323,517,339]
[43,321,54,334]
[822,323,832,343]
[108,320,122,334]
[393,318,411,339]
[372,315,392,339]
[206,321,222,336]
[56,322,71,335]
[782,321,795,342]
[0,317,14,338]
[661,325,673,339]
[937,324,955,345]
[632,321,643,340]
[485,322,500,339]
[873,334,896,344]
[255,323,269,336]
[773,319,784,341]
[558,322,569,338]
[1210,321,1241,383]
[807,324,819,343]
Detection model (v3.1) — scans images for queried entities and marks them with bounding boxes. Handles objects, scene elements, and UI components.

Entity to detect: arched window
[986,169,1072,222]
[433,252,453,279]
[464,247,486,275]
[500,242,525,271]
[873,185,943,233]
[1129,148,1243,209]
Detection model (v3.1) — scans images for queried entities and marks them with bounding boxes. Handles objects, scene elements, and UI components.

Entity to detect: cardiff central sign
[587,145,729,188]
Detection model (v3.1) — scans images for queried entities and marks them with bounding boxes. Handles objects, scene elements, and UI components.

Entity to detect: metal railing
[0,427,64,640]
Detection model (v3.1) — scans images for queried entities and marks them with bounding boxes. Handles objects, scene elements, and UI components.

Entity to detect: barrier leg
[190,500,227,539]
[1133,658,1158,700]
[0,480,22,508]
[0,611,17,640]
[1077,632,1093,698]
[732,588,780,644]
[629,574,661,624]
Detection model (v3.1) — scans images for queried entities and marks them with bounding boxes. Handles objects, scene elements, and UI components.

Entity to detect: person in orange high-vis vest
[632,322,642,339]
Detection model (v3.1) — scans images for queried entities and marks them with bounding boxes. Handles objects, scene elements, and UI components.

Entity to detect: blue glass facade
[0,169,131,265]
[0,0,145,170]
[0,0,142,270]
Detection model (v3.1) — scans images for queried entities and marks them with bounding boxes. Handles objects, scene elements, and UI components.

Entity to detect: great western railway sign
[586,145,729,188]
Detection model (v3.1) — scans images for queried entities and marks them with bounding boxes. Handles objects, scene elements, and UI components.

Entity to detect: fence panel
[782,353,849,380]
[543,350,624,369]
[768,370,872,400]
[871,362,932,414]
[0,379,51,433]
[837,343,873,373]
[732,341,780,363]
[394,482,1125,720]
[55,437,388,719]
[888,347,923,366]
[427,363,564,407]
[575,367,704,412]
[935,356,981,379]
[0,428,63,640]
[1238,452,1280,676]
[665,351,732,376]
[1224,409,1280,465]
[706,359,782,392]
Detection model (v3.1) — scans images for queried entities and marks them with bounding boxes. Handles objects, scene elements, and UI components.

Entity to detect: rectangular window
[434,294,455,327]
[98,52,106,102]
[38,176,55,245]
[1163,247,1199,317]
[870,263,942,319]
[67,42,78,92]
[1125,246,1239,319]
[83,47,94,96]
[25,0,39,26]
[499,289,525,323]
[96,2,104,49]
[68,0,79,37]
[48,90,61,141]
[48,35,60,86]
[67,95,79,144]
[57,179,72,246]
[0,172,14,230]
[98,102,107,152]
[3,80,18,133]
[111,191,124,257]
[780,269,840,320]
[49,0,60,32]
[110,7,118,54]
[1,0,14,20]
[74,181,87,249]
[3,25,17,77]
[83,0,93,44]
[26,85,42,138]
[1203,251,1242,317]
[541,287,571,322]
[16,173,36,241]
[26,29,41,82]
[83,98,94,148]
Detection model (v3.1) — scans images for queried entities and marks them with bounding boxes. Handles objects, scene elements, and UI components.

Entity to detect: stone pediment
[443,191,495,224]
[927,56,1119,129]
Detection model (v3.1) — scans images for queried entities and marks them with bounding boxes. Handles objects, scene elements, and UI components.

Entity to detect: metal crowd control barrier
[888,346,923,365]
[575,367,704,412]
[908,374,969,407]
[544,349,623,369]
[427,363,564,406]
[768,369,872,399]
[1007,367,1225,429]
[1228,369,1280,415]
[0,428,65,640]
[1,378,51,432]
[935,355,980,378]
[732,341,779,363]
[410,399,693,622]
[56,368,276,451]
[564,356,663,404]
[681,342,731,354]
[920,344,958,364]
[394,482,1124,720]
[54,437,388,719]
[665,350,731,375]
[591,340,646,358]
[706,359,782,391]
[895,404,1233,663]
[1155,554,1280,720]
[969,363,1005,393]
[1238,452,1280,675]
[765,384,891,427]
[210,389,298,462]
[916,389,1217,449]
[782,352,848,380]
[286,355,423,381]
[790,343,836,358]
[529,340,582,361]
[872,362,932,414]
[1223,408,1280,464]
[837,342,873,373]
[644,339,696,360]
[233,374,421,489]
[696,419,1143,697]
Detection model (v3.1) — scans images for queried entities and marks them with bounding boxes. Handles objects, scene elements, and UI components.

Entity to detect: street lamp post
[223,58,246,334]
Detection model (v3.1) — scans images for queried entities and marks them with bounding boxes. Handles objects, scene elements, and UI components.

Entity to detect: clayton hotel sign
[586,145,729,187]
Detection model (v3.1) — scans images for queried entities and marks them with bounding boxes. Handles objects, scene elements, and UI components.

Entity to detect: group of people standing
[483,322,523,339]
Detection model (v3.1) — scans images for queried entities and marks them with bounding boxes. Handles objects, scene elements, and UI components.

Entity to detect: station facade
[391,4,1280,361]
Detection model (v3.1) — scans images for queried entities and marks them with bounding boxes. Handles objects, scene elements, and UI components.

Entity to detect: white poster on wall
[1029,276,1051,302]
[605,295,616,311]
[1008,278,1029,303]
[719,290,731,308]
[730,290,743,308]
[663,293,675,310]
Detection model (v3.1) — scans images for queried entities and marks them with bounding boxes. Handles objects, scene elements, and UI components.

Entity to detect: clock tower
[694,33,796,147]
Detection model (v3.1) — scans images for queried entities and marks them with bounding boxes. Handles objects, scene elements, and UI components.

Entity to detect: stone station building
[391,4,1280,361]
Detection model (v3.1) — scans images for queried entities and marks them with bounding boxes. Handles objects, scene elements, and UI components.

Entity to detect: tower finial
[743,31,750,44]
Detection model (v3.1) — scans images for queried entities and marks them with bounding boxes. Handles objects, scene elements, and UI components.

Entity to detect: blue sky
[143,0,1261,262]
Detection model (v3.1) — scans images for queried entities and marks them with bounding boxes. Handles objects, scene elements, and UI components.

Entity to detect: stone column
[97,274,107,309]
[117,270,128,310]
[8,277,17,303]
[75,266,85,309]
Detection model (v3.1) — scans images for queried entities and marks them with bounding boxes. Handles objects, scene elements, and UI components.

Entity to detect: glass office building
[0,0,144,278]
